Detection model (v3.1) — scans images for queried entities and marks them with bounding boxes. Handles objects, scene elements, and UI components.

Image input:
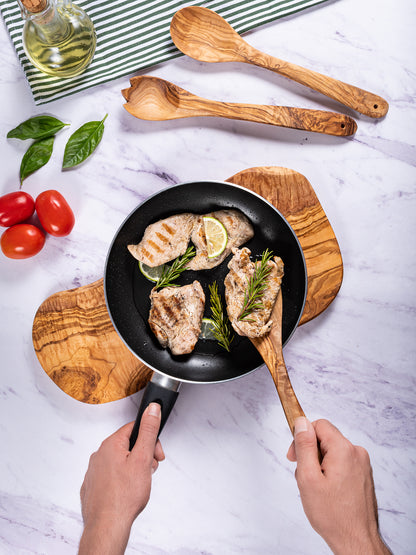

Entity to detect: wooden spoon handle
[251,334,323,462]
[251,334,305,435]
[247,49,388,119]
[198,100,357,136]
[269,349,305,436]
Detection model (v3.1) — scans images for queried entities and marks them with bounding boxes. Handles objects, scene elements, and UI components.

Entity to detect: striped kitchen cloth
[1,0,328,105]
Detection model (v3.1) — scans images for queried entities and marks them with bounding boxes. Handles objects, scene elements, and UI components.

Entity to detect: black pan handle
[129,372,181,450]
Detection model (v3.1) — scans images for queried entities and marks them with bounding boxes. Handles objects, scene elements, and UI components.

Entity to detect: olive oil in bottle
[18,0,96,78]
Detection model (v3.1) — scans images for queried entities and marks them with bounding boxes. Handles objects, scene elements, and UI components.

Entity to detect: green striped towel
[1,0,328,105]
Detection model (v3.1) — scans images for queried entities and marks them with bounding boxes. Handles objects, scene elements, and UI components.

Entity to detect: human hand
[79,403,164,555]
[287,418,391,555]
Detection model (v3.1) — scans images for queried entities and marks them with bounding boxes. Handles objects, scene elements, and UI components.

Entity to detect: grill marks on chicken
[148,281,205,355]
[128,210,282,354]
[224,247,284,338]
[128,209,253,270]
[186,209,254,271]
[128,213,196,267]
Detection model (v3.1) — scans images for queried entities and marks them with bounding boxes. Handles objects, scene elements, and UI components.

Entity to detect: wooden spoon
[170,6,388,119]
[250,290,305,436]
[122,76,357,137]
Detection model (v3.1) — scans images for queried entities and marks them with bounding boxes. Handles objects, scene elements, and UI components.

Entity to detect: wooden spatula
[170,6,388,118]
[122,76,357,137]
[250,289,304,435]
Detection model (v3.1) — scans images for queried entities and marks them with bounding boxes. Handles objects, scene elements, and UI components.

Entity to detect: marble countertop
[1,0,415,553]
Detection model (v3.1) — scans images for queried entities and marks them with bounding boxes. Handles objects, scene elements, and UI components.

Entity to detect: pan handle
[129,372,181,450]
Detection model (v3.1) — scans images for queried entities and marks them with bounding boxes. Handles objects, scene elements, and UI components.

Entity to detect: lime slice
[203,216,228,258]
[139,260,166,282]
[199,317,217,340]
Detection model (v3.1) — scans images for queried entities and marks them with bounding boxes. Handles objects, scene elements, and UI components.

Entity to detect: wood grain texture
[122,76,357,137]
[170,6,388,118]
[32,166,343,403]
[32,279,152,404]
[250,291,305,435]
[226,166,343,325]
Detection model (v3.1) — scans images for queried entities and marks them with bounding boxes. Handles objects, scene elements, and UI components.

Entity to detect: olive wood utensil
[122,76,357,137]
[250,289,304,435]
[170,6,388,119]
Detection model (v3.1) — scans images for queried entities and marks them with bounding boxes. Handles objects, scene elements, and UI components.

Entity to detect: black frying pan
[104,181,307,446]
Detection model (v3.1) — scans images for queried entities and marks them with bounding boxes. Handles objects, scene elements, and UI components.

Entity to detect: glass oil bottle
[18,0,96,78]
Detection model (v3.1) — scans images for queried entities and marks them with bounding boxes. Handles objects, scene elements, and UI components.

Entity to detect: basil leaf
[8,116,68,140]
[20,136,54,184]
[62,114,108,169]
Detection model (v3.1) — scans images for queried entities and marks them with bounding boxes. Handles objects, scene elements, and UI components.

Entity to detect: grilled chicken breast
[148,281,205,355]
[128,213,196,267]
[128,209,253,270]
[186,209,254,271]
[224,247,284,338]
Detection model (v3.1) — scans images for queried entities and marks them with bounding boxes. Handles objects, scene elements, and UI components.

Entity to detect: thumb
[132,403,161,462]
[293,417,322,477]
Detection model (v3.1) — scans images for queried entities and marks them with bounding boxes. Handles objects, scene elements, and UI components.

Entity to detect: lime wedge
[203,216,228,258]
[139,260,166,282]
[199,317,217,340]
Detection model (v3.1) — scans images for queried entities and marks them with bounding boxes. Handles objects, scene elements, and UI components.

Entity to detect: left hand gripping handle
[129,374,180,450]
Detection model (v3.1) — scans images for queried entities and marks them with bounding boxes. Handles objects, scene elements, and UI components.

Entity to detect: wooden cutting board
[32,166,343,404]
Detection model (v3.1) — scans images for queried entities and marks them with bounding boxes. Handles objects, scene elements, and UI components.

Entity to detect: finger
[131,403,161,464]
[104,421,135,449]
[293,417,322,479]
[313,418,342,439]
[154,439,165,462]
[286,440,296,462]
[312,419,348,458]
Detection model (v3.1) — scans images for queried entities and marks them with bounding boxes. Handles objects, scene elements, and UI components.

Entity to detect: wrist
[79,514,132,555]
[330,532,391,555]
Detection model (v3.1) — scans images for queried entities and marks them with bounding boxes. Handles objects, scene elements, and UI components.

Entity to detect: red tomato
[0,191,35,227]
[1,224,45,259]
[35,190,75,237]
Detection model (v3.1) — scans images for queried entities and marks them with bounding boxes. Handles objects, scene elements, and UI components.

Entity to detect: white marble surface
[1,0,415,553]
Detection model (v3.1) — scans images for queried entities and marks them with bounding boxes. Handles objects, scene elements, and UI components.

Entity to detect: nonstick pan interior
[104,181,306,384]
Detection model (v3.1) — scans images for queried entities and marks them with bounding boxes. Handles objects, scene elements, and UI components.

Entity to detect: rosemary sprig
[238,248,274,321]
[154,246,195,290]
[208,282,234,352]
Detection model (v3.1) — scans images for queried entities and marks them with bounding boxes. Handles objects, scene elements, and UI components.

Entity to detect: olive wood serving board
[32,167,343,404]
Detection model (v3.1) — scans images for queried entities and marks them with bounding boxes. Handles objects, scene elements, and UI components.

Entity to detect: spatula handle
[250,334,304,435]
[261,340,305,435]
[248,50,389,119]
[253,334,323,462]
[208,102,357,136]
[271,359,305,435]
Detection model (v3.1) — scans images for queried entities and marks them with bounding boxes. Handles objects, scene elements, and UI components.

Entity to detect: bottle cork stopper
[20,0,48,13]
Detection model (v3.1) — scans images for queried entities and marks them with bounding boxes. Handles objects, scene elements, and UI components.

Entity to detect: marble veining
[1,0,416,553]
